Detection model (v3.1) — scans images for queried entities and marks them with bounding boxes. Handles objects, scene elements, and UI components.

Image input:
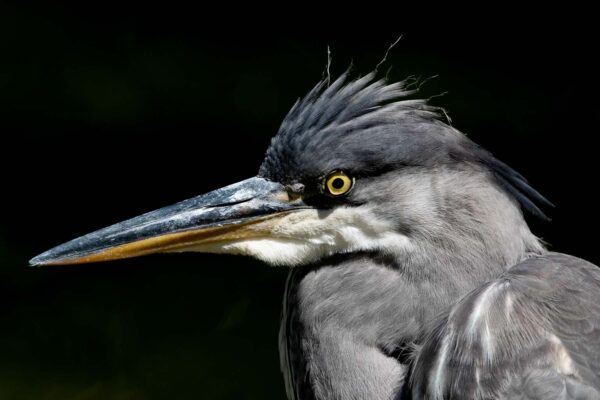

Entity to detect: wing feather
[411,253,600,399]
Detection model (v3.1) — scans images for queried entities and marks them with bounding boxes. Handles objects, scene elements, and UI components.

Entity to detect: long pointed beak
[30,177,307,266]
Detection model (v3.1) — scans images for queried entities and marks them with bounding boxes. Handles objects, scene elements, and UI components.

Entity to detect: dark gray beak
[30,177,307,266]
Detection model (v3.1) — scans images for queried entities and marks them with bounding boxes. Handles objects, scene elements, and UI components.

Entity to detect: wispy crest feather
[259,72,552,220]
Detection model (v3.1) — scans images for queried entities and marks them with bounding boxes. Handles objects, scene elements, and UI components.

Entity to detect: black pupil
[331,177,345,190]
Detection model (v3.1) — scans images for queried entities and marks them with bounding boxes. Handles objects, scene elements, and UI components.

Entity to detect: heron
[30,71,600,399]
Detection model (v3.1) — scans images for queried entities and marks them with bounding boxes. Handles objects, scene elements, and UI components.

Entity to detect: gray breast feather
[410,252,600,399]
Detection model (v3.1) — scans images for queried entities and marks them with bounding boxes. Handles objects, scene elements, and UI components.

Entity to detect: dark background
[1,4,598,399]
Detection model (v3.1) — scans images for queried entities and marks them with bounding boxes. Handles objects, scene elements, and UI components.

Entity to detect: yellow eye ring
[325,171,353,196]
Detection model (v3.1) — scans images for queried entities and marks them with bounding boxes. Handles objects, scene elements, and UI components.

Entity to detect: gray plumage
[31,71,600,400]
[259,73,551,218]
[261,74,599,399]
[411,254,600,399]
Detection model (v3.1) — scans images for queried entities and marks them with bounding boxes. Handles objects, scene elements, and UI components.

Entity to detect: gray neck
[280,168,545,400]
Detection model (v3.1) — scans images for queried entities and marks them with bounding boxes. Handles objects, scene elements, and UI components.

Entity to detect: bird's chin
[182,238,330,267]
[179,207,414,268]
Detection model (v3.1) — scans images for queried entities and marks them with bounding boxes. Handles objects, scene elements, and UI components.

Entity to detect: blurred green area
[0,3,598,399]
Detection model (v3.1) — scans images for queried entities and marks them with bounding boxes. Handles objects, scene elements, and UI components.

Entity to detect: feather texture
[259,73,551,220]
[411,253,600,399]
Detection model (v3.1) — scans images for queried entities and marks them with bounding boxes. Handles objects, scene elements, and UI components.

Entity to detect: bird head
[30,72,550,268]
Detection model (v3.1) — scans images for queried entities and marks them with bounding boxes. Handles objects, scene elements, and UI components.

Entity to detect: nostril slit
[285,183,305,201]
[287,183,305,194]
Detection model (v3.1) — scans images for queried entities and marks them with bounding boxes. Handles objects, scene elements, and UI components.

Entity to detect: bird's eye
[324,171,354,197]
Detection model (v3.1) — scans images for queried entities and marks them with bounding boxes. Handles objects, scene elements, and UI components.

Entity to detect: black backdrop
[1,4,598,399]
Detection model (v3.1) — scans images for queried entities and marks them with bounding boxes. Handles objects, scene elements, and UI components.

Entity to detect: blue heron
[30,72,600,399]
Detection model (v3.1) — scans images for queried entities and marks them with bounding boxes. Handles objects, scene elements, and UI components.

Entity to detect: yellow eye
[325,171,353,196]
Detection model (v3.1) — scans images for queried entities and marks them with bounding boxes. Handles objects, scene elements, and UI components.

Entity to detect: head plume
[259,72,552,219]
